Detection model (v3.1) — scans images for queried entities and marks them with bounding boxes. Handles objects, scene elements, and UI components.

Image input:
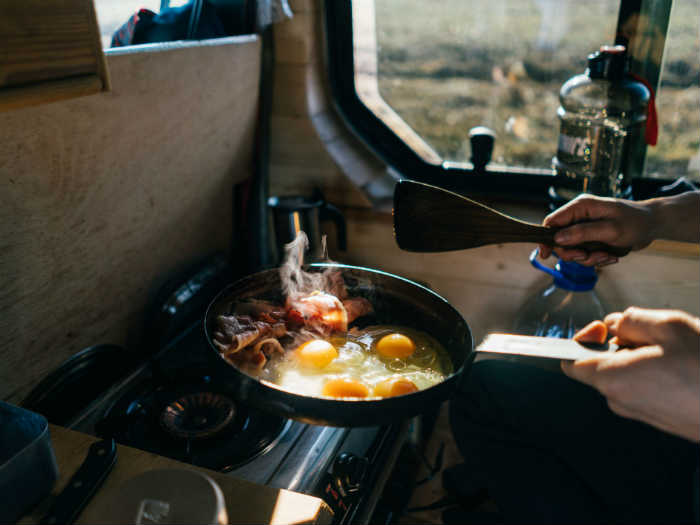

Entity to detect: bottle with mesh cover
[552,45,651,200]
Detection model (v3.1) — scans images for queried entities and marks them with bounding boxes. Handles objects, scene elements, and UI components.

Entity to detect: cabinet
[0,0,109,112]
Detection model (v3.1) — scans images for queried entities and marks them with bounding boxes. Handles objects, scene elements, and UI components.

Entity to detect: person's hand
[562,307,700,442]
[539,194,655,266]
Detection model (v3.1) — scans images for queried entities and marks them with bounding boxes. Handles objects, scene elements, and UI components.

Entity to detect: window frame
[324,0,676,203]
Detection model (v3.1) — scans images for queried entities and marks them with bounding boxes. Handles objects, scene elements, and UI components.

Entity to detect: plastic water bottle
[552,45,651,200]
[513,249,606,338]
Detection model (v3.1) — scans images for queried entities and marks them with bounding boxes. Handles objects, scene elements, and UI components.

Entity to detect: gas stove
[29,255,413,524]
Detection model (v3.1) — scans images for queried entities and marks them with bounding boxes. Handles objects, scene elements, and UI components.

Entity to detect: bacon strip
[225,346,267,372]
[342,297,373,324]
[253,337,285,357]
[213,314,286,356]
[235,299,286,320]
[287,291,348,334]
[213,282,374,372]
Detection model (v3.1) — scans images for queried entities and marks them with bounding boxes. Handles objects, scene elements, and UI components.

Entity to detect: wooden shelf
[0,0,109,112]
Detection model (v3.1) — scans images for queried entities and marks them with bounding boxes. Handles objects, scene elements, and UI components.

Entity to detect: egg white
[268,326,450,398]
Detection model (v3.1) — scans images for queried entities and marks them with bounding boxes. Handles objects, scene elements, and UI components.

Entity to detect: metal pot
[204,263,474,427]
[0,402,59,523]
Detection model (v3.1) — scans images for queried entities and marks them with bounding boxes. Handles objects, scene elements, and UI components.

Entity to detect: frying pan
[204,263,473,427]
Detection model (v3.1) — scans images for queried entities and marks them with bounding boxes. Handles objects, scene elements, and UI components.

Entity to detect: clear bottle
[552,45,650,200]
[514,249,606,338]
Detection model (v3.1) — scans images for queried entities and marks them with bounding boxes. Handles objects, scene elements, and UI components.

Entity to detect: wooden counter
[18,425,333,525]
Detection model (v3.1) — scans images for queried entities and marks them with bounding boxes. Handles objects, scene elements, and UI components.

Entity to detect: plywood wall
[269,0,380,208]
[0,37,261,403]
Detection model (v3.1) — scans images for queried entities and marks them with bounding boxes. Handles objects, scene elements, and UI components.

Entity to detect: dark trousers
[449,359,699,524]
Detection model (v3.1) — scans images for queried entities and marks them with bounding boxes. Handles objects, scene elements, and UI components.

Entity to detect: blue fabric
[111,1,229,47]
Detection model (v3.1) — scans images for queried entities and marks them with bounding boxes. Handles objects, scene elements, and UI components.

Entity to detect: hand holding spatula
[392,180,630,256]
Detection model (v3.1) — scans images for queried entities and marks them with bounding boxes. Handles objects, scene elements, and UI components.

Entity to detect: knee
[449,359,502,433]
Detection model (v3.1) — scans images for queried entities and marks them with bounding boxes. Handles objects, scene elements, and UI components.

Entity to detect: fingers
[561,346,662,389]
[573,320,608,344]
[561,356,600,387]
[543,194,616,229]
[552,220,625,249]
[604,307,688,347]
[553,248,619,267]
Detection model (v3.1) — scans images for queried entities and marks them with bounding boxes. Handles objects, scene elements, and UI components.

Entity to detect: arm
[539,190,700,266]
[563,307,700,442]
[648,191,700,244]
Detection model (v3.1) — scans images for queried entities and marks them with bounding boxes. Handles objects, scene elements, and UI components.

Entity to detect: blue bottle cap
[529,249,598,291]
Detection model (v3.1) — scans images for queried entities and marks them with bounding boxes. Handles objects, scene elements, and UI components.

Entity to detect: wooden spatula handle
[393,180,632,256]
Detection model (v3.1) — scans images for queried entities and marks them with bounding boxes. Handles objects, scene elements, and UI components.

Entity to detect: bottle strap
[629,73,658,146]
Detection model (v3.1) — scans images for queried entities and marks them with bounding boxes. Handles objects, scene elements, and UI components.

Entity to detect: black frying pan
[203,263,473,427]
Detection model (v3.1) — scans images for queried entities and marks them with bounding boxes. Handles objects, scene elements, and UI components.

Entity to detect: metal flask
[268,193,347,264]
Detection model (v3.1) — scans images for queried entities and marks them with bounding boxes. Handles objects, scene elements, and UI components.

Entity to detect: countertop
[17,424,333,525]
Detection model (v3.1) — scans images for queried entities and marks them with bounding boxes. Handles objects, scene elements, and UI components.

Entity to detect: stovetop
[67,319,406,524]
[87,322,292,473]
[28,255,413,524]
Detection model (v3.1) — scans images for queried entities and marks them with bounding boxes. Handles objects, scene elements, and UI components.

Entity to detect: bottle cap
[529,249,598,291]
[587,45,628,80]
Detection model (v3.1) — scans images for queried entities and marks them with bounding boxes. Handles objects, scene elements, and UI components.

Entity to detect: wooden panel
[272,63,328,118]
[287,0,318,13]
[274,11,319,65]
[0,37,261,403]
[269,114,373,207]
[0,0,109,111]
[269,1,382,210]
[19,425,332,525]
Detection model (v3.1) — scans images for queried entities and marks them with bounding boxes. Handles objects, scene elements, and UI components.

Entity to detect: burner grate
[160,392,236,440]
[98,371,289,471]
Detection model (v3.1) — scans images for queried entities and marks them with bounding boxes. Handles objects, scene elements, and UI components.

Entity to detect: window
[647,1,699,181]
[326,0,699,201]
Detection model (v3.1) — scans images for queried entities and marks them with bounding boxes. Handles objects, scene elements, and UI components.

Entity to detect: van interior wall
[269,0,700,347]
[0,37,261,403]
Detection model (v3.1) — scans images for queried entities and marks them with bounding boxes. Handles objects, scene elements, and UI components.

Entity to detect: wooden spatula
[393,179,629,256]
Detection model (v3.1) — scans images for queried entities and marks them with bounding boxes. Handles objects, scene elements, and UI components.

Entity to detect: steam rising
[279,231,335,301]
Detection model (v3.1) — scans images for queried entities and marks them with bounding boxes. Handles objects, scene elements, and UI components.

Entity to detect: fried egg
[269,326,452,398]
[296,339,338,368]
[322,378,370,398]
[373,376,419,397]
[376,333,415,358]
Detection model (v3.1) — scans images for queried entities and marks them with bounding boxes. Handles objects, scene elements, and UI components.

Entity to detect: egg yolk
[296,339,338,368]
[322,378,370,398]
[376,333,415,358]
[373,377,419,398]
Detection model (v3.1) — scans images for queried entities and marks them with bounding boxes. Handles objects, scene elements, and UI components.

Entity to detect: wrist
[643,198,667,241]
[649,192,700,243]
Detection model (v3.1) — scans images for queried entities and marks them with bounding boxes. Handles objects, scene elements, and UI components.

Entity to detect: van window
[647,1,699,181]
[327,0,699,198]
[369,0,619,170]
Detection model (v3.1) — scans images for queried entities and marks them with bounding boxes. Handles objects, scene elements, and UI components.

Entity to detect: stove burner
[160,392,235,439]
[98,370,290,471]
